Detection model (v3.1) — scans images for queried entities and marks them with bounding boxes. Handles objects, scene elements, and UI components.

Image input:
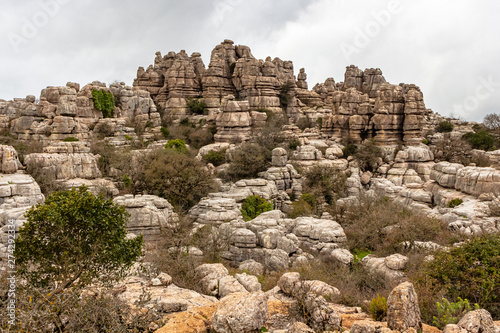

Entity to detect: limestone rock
[113,195,178,242]
[195,263,229,297]
[387,282,422,332]
[457,309,496,333]
[0,145,22,173]
[272,147,288,167]
[430,162,464,188]
[239,259,264,276]
[235,272,262,292]
[455,167,500,197]
[211,292,268,333]
[363,255,407,283]
[189,197,242,226]
[24,152,101,180]
[218,275,248,298]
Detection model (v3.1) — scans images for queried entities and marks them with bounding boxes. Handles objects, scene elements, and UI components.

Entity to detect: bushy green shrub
[92,89,115,118]
[165,139,188,154]
[462,130,496,151]
[288,139,301,150]
[422,138,429,145]
[432,298,479,329]
[368,294,387,321]
[160,126,170,138]
[437,121,454,133]
[303,166,347,205]
[15,186,143,290]
[447,198,463,208]
[203,149,227,166]
[124,135,133,141]
[424,235,500,317]
[241,195,273,221]
[186,97,208,115]
[288,193,317,218]
[342,144,358,158]
[279,81,293,110]
[63,136,79,142]
[138,149,216,212]
[223,143,270,181]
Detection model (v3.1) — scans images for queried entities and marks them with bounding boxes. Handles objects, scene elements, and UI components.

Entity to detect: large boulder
[0,145,22,173]
[211,292,268,333]
[387,282,422,332]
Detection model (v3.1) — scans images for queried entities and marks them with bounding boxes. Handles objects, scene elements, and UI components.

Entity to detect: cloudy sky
[1,0,498,122]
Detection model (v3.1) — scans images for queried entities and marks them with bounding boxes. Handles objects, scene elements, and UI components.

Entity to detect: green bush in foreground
[424,235,500,318]
[15,186,143,290]
[369,294,387,321]
[203,149,226,166]
[432,297,479,329]
[241,195,273,221]
[165,138,188,154]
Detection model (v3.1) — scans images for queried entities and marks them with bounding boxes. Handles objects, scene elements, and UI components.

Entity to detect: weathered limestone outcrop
[212,292,268,333]
[219,210,347,269]
[3,81,160,143]
[362,254,408,283]
[387,282,422,332]
[0,145,23,173]
[113,194,178,241]
[0,173,44,260]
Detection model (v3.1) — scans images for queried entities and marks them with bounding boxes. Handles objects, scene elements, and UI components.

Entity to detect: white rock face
[0,173,44,260]
[113,194,178,241]
[430,162,464,188]
[362,254,407,283]
[189,197,242,226]
[0,145,22,173]
[211,292,268,333]
[25,152,102,179]
[455,167,500,197]
[195,263,229,297]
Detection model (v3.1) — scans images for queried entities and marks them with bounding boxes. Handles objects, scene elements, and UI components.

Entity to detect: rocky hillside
[0,40,499,332]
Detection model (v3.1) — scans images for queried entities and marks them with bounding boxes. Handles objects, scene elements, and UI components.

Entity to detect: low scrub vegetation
[241,195,273,221]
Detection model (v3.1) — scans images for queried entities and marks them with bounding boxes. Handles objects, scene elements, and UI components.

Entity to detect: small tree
[241,195,273,221]
[483,113,500,131]
[15,186,143,291]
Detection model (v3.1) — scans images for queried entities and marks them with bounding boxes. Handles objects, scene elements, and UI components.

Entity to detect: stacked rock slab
[113,194,178,242]
[319,66,427,146]
[1,81,160,143]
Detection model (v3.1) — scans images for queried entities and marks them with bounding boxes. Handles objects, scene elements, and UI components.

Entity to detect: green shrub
[63,136,79,142]
[241,195,273,221]
[354,139,383,172]
[288,139,301,150]
[342,144,358,158]
[160,126,170,138]
[123,174,132,187]
[279,81,293,110]
[203,149,227,166]
[422,138,429,145]
[437,121,454,133]
[432,298,479,329]
[138,149,216,212]
[368,294,387,321]
[423,235,500,317]
[124,134,133,141]
[340,196,451,255]
[186,98,208,115]
[303,166,347,205]
[447,198,463,208]
[92,89,115,118]
[462,130,496,151]
[180,117,193,127]
[15,186,143,290]
[316,117,323,129]
[223,143,271,181]
[165,139,188,154]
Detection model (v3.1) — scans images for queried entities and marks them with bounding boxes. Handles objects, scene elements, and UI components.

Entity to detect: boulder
[211,292,268,333]
[387,282,422,332]
[457,309,496,333]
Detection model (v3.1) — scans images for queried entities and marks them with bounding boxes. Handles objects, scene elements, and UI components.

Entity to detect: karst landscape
[1,38,500,332]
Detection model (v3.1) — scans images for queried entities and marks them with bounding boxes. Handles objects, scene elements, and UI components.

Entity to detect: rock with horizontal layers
[387,281,422,332]
[430,162,464,188]
[113,194,178,242]
[363,255,407,284]
[24,152,101,180]
[455,167,500,197]
[189,197,242,226]
[211,292,268,333]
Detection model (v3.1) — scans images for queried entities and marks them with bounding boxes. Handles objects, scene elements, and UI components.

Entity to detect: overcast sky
[1,0,498,122]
